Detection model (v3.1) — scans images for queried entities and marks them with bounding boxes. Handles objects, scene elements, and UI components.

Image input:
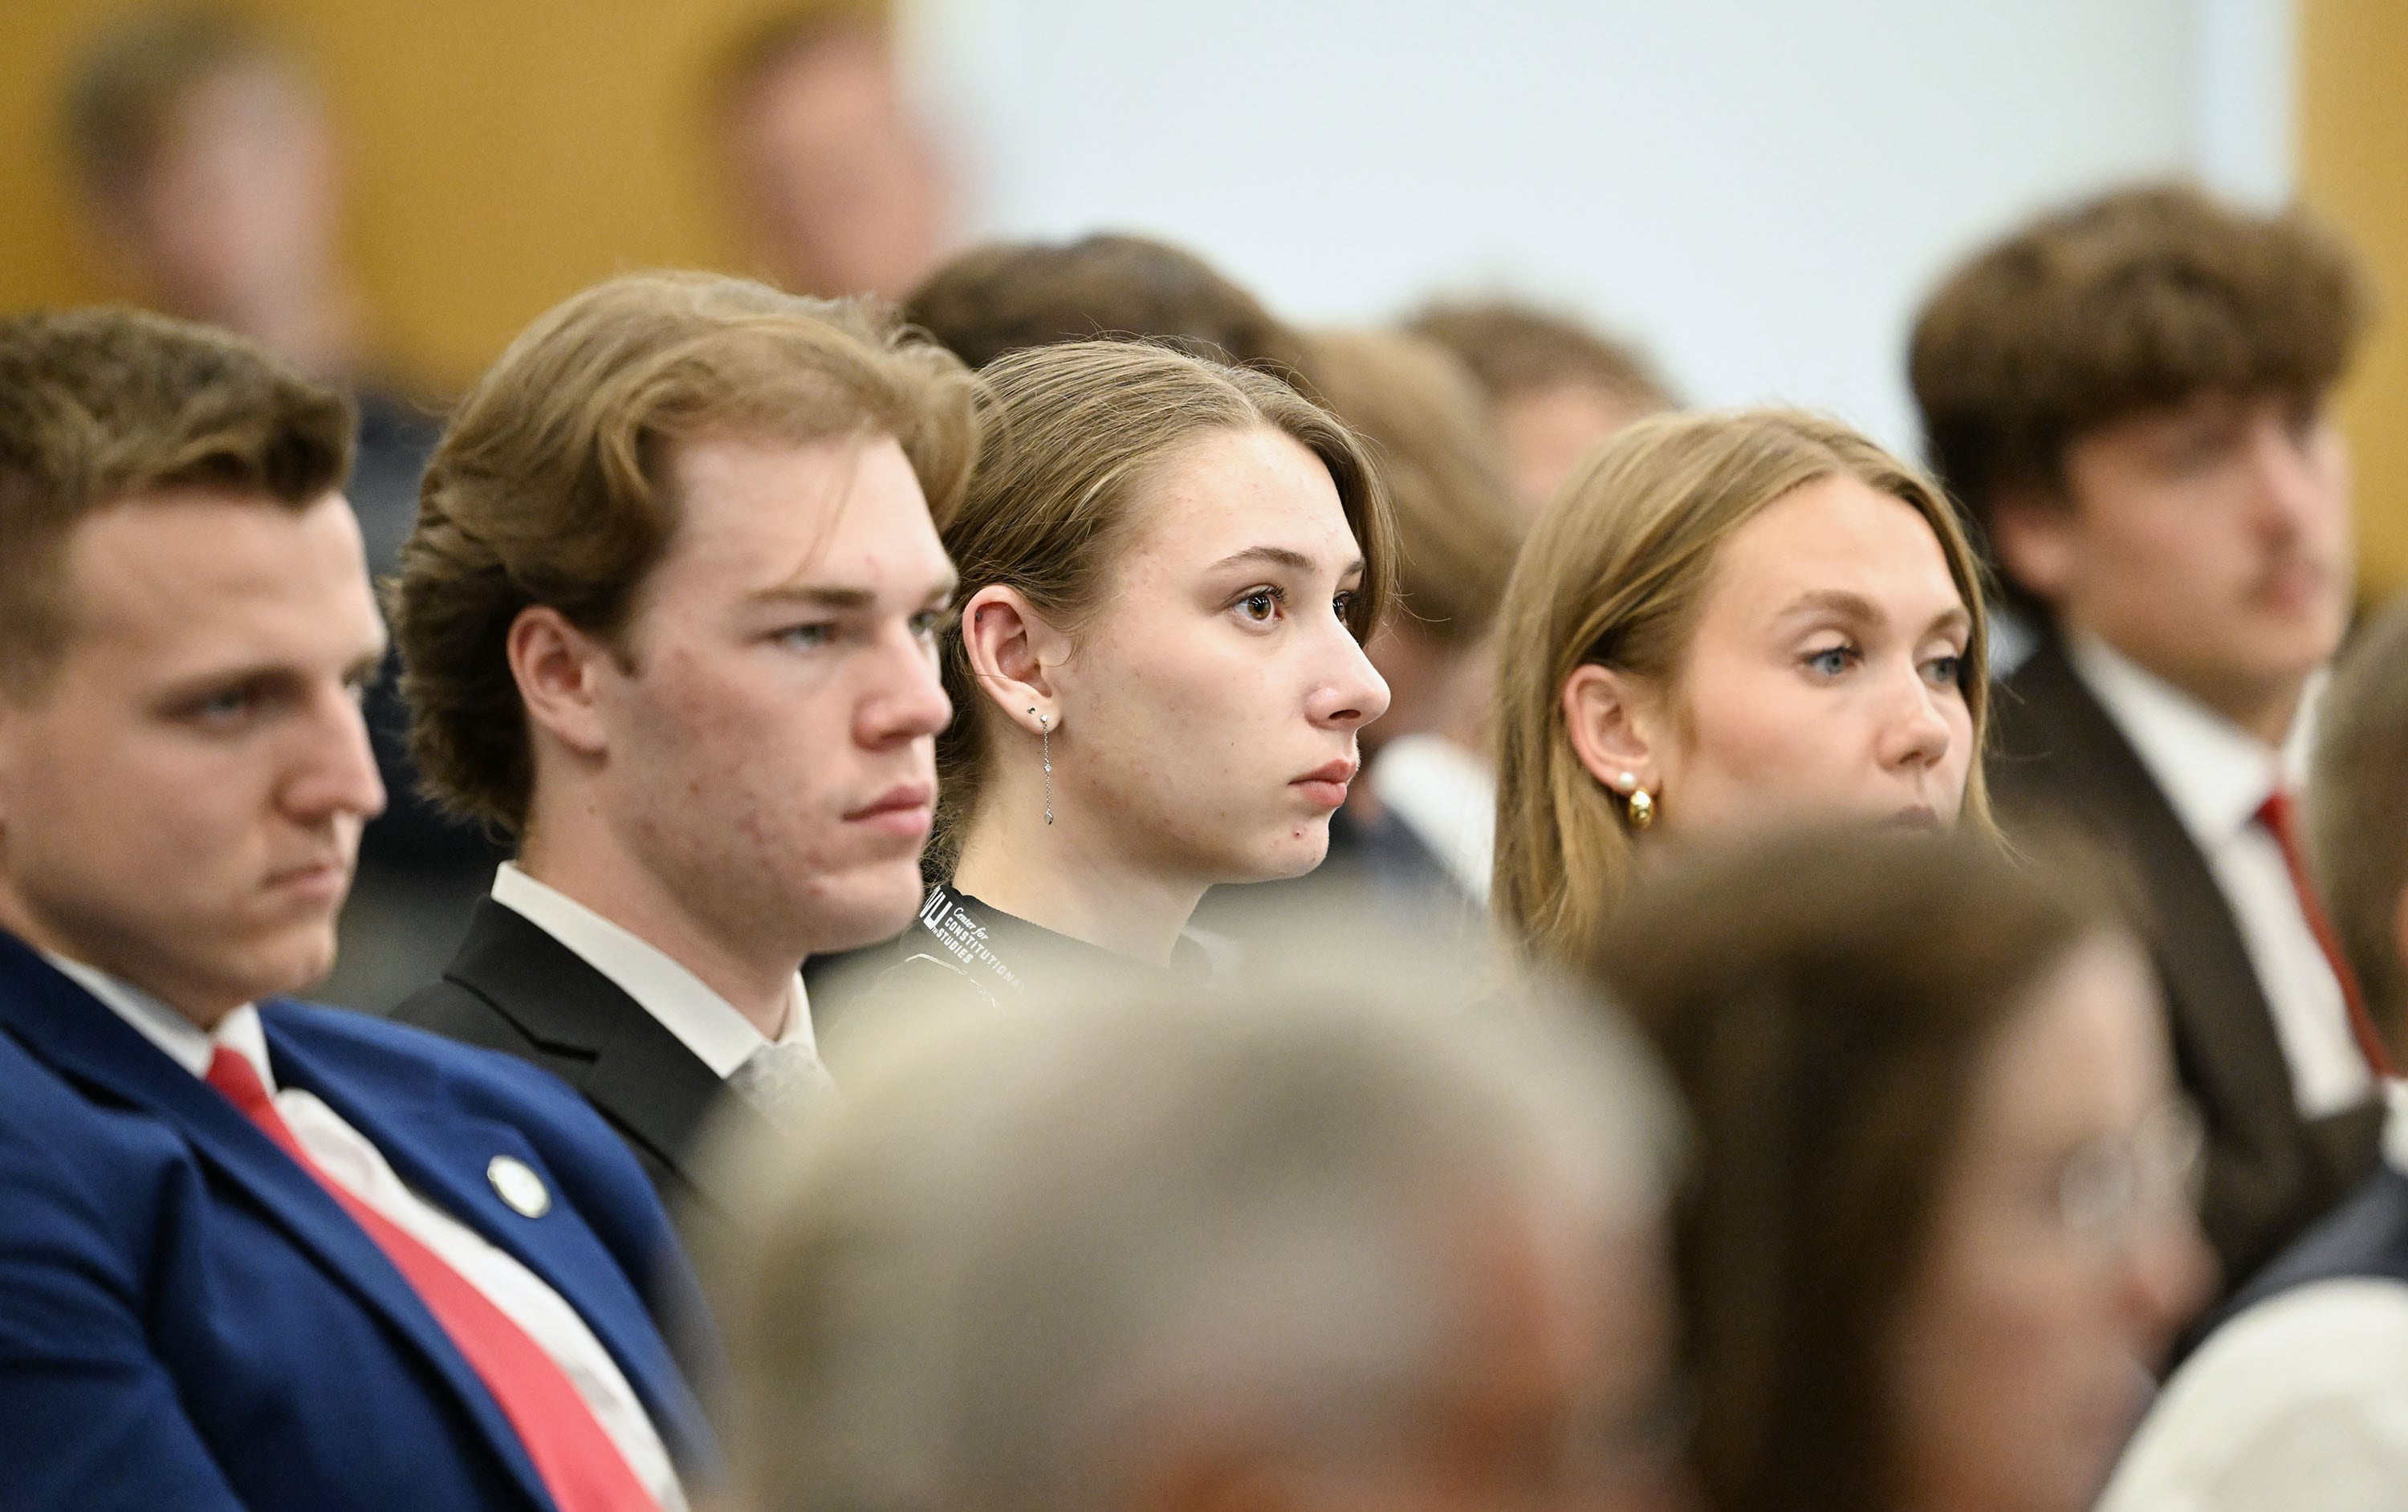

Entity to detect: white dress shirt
[1367,734,1497,904]
[490,862,819,1080]
[44,953,686,1510]
[2068,632,2370,1116]
[2097,1084,2408,1512]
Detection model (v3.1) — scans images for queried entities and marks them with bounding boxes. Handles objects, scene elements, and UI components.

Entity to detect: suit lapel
[0,935,555,1510]
[266,1006,712,1465]
[443,900,772,1220]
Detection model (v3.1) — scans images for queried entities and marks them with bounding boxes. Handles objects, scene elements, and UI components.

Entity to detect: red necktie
[206,1047,658,1512]
[2256,792,2395,1080]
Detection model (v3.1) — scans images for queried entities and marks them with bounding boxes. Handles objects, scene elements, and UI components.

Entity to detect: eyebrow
[1207,545,1365,579]
[746,575,958,612]
[1775,590,1971,640]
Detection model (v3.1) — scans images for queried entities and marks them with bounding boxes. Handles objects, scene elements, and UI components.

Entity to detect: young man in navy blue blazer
[0,307,714,1511]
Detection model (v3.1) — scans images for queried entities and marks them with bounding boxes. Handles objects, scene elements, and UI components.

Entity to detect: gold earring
[1627,788,1655,830]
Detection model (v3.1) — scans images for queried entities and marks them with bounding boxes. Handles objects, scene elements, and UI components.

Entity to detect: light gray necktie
[726,1041,836,1132]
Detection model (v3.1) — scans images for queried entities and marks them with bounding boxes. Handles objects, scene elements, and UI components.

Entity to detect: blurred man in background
[2101,592,2408,1510]
[63,9,500,1011]
[1912,182,2378,1295]
[1409,297,1673,514]
[710,941,1687,1512]
[714,2,953,303]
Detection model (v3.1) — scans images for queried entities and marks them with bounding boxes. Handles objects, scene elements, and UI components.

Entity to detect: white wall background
[910,0,2291,457]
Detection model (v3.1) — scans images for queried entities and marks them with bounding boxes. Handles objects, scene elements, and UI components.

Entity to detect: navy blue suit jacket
[0,930,719,1511]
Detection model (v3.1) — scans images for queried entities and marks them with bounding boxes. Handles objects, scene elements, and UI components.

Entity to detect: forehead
[1970,935,2166,1150]
[1114,425,1356,579]
[56,488,380,676]
[1710,475,1962,620]
[656,431,946,590]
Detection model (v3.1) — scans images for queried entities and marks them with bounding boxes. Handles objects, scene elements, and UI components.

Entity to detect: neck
[173,274,358,380]
[517,803,796,1039]
[950,774,1203,967]
[2078,625,2307,750]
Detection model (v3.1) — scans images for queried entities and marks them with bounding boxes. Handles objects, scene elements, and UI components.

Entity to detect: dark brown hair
[394,270,978,835]
[0,306,352,697]
[901,233,1315,384]
[1590,828,2118,1512]
[932,340,1393,868]
[1406,297,1674,412]
[1909,181,2369,588]
[2312,591,2408,1059]
[1306,328,1521,645]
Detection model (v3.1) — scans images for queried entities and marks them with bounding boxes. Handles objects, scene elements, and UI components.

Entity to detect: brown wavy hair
[1491,408,1994,970]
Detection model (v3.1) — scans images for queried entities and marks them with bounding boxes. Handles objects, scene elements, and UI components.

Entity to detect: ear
[961,584,1071,734]
[1987,488,2081,604]
[1561,663,1660,795]
[506,605,616,759]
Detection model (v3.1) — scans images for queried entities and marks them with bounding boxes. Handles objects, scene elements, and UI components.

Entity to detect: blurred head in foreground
[713,940,1686,1512]
[1593,829,2215,1512]
[903,231,1315,382]
[1408,299,1673,515]
[714,3,951,302]
[1491,408,1991,970]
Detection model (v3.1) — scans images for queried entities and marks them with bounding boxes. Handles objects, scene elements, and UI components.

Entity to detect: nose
[2118,1211,2218,1355]
[2244,411,2341,542]
[1304,624,1393,734]
[857,624,955,748]
[1874,660,1955,775]
[284,679,387,826]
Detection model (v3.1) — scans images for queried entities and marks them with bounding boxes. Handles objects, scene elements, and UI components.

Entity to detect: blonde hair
[931,340,1395,869]
[1308,327,1522,645]
[397,270,978,834]
[1492,408,1995,969]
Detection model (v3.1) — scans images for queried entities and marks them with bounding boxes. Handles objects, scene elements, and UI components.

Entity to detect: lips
[845,782,935,837]
[266,858,351,904]
[1291,758,1358,811]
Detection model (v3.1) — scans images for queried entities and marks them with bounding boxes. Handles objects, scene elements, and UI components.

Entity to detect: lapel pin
[486,1155,551,1218]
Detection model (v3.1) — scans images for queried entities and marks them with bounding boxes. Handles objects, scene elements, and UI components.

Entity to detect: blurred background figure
[1409,299,1674,514]
[1918,182,2383,1297]
[61,7,498,1012]
[710,937,1687,1512]
[2100,591,2408,1510]
[1595,828,2215,1512]
[901,230,1314,380]
[714,1,952,302]
[1300,327,1523,912]
[1491,408,1991,973]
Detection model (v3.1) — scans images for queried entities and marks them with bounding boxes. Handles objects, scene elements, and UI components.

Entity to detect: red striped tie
[2256,791,2396,1080]
[206,1047,659,1512]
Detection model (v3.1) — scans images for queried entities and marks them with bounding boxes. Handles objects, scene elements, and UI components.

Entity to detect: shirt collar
[42,950,271,1088]
[489,862,811,1079]
[1367,734,1496,903]
[2064,630,2304,846]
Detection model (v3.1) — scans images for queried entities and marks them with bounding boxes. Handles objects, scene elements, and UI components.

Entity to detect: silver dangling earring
[1031,708,1053,825]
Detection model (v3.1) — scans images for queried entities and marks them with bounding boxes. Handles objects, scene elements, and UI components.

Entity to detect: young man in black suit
[388,272,976,1238]
[1910,183,2378,1292]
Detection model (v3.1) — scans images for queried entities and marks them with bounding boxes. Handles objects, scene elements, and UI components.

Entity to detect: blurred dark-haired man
[0,307,711,1510]
[1407,296,1673,514]
[2102,591,2408,1510]
[1910,182,2377,1292]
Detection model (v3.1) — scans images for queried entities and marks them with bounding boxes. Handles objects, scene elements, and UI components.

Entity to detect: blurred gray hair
[708,938,1681,1512]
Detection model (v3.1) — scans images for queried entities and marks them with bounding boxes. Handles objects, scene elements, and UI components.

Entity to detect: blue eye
[1923,654,1965,687]
[1804,645,1857,678]
[908,609,944,641]
[779,624,834,649]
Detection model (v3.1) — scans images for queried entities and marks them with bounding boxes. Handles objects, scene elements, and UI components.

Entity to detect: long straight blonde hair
[1491,408,1995,970]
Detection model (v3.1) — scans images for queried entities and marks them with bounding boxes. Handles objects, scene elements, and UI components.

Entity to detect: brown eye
[1238,589,1281,623]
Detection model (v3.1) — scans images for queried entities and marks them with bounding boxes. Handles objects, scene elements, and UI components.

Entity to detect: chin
[807,868,929,954]
[1247,828,1334,883]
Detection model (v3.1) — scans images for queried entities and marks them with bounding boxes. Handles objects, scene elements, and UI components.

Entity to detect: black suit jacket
[1991,638,2382,1291]
[389,900,774,1246]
